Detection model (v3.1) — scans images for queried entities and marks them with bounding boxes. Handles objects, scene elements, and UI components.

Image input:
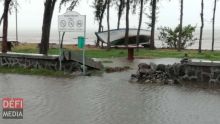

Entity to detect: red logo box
[2,98,24,119]
[2,98,23,109]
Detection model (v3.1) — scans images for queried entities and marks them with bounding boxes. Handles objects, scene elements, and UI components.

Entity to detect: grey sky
[0,0,220,32]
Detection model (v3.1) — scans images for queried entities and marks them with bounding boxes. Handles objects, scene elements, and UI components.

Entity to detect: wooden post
[127,48,134,60]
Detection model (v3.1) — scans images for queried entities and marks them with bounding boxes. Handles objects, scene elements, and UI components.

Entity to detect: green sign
[78,36,85,49]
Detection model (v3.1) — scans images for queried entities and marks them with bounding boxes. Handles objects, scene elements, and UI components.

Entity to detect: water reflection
[0,58,220,124]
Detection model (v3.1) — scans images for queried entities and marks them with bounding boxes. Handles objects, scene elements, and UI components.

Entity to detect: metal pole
[15,0,18,41]
[83,46,85,75]
[83,16,86,75]
[59,31,62,71]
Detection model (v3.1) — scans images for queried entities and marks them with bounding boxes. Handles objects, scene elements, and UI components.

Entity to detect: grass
[0,66,69,77]
[2,43,220,76]
[80,49,220,61]
[11,43,220,61]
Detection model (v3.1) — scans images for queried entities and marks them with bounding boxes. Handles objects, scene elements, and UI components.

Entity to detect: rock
[138,63,151,74]
[180,53,191,64]
[201,73,210,82]
[189,76,198,81]
[187,69,196,77]
[179,64,186,76]
[156,64,166,72]
[182,75,189,81]
[105,66,130,73]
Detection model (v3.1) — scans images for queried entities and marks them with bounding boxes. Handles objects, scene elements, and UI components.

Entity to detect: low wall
[0,53,81,72]
[183,62,220,83]
[132,61,220,84]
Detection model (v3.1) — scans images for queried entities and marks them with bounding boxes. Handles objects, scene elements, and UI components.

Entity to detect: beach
[4,29,220,50]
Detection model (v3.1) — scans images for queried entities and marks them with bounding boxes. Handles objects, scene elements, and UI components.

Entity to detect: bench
[112,45,143,60]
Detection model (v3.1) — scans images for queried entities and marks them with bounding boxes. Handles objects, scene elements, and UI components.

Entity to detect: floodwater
[1,58,220,124]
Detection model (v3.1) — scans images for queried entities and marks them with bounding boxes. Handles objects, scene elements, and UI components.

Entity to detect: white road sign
[58,11,86,32]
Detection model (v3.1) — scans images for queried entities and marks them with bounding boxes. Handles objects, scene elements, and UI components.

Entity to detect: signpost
[78,36,86,75]
[58,11,86,75]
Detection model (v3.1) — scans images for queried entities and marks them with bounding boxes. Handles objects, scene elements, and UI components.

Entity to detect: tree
[39,0,80,55]
[114,0,125,29]
[59,0,80,11]
[106,0,111,49]
[158,25,197,49]
[198,0,204,53]
[136,0,146,51]
[149,0,157,49]
[0,0,15,53]
[39,0,57,55]
[125,0,130,46]
[212,0,218,51]
[92,0,107,47]
[178,0,183,51]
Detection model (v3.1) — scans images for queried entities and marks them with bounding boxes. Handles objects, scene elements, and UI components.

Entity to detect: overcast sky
[0,0,220,32]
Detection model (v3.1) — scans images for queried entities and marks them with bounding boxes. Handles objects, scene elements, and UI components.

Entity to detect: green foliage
[92,0,107,21]
[59,0,79,11]
[158,25,197,49]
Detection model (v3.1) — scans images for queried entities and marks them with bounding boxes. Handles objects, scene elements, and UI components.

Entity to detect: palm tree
[92,0,107,47]
[0,0,16,53]
[136,0,145,51]
[125,0,130,46]
[212,0,218,51]
[198,0,204,53]
[115,0,125,29]
[149,0,157,49]
[39,0,57,55]
[39,0,80,55]
[178,0,183,51]
[107,0,111,50]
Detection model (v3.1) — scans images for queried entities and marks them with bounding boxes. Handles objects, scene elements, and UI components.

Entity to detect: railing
[63,50,103,70]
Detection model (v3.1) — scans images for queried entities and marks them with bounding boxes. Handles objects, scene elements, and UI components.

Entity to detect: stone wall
[131,61,220,84]
[182,62,220,83]
[0,53,81,73]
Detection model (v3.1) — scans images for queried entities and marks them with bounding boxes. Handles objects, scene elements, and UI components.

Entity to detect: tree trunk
[96,18,103,47]
[198,0,204,53]
[117,0,124,29]
[150,0,156,50]
[117,10,122,30]
[212,0,217,51]
[60,32,65,49]
[178,0,183,51]
[96,1,107,47]
[39,0,57,55]
[136,0,144,51]
[1,0,11,53]
[107,0,111,50]
[125,0,130,47]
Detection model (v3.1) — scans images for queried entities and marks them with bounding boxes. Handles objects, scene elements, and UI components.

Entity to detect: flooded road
[1,58,220,124]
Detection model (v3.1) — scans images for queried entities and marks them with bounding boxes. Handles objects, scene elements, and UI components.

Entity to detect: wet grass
[4,44,220,76]
[85,49,220,61]
[11,43,220,61]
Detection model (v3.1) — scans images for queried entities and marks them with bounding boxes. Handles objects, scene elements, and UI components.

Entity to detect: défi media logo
[2,98,23,119]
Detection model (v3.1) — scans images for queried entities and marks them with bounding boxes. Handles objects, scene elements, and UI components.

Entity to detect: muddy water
[1,58,220,124]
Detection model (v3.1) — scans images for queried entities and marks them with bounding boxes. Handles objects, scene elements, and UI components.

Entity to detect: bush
[158,25,197,49]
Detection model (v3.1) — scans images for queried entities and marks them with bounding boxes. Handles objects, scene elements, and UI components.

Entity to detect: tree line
[0,0,219,55]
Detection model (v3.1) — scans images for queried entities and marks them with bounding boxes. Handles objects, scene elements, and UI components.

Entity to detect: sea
[2,29,220,50]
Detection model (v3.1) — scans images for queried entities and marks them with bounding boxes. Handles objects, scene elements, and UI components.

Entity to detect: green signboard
[78,36,85,49]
